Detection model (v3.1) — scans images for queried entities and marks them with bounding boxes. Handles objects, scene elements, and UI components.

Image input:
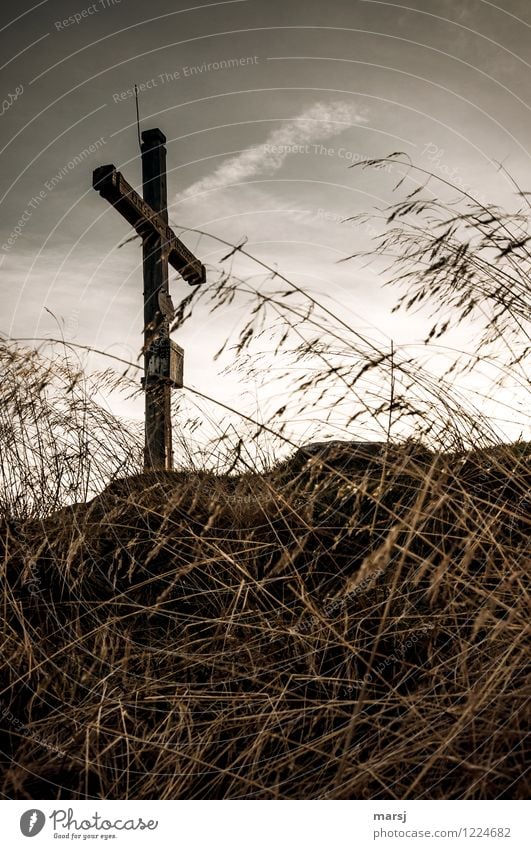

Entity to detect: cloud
[178,100,368,201]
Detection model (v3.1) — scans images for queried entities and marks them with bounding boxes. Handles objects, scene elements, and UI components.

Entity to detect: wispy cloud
[179,100,368,201]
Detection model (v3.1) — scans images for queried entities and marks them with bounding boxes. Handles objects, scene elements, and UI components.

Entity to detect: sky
[1,0,530,452]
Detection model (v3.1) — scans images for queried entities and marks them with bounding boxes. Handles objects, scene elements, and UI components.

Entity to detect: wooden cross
[92,128,205,471]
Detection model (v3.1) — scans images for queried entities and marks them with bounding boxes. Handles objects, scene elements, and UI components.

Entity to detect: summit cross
[93,128,205,471]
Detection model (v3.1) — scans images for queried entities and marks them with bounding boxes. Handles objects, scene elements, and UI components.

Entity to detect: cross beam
[92,128,205,471]
[92,165,205,286]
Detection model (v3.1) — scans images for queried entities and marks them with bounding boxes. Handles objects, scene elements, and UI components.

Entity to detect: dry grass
[0,341,142,517]
[0,438,529,799]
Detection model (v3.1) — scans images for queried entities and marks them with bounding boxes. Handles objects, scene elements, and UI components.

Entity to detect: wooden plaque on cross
[93,128,205,471]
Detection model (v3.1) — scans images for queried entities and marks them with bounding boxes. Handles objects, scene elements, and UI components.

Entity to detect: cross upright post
[141,128,171,470]
[92,127,206,473]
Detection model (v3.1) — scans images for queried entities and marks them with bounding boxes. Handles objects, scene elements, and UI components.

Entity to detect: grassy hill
[1,440,529,799]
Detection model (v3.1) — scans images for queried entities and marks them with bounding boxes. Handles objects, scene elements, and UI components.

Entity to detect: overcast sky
[1,0,530,449]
